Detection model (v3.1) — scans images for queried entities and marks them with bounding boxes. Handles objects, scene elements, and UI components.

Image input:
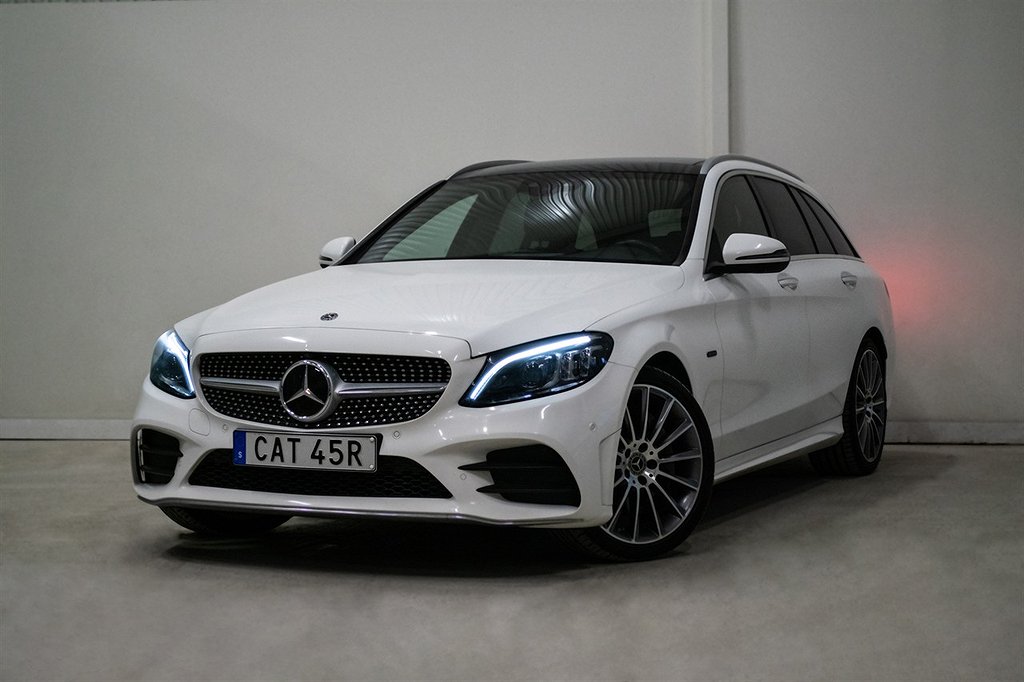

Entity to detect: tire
[557,367,714,561]
[160,506,290,537]
[810,339,887,476]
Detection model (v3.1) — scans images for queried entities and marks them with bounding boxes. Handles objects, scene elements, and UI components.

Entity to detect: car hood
[188,260,683,355]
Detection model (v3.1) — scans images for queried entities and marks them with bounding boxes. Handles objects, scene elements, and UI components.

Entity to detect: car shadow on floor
[163,514,587,578]
[159,451,931,578]
[700,456,825,529]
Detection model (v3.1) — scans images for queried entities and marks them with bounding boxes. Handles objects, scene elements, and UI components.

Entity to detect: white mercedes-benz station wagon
[133,156,893,560]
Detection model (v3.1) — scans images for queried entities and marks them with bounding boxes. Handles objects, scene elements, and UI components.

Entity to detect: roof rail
[700,155,802,181]
[449,160,530,179]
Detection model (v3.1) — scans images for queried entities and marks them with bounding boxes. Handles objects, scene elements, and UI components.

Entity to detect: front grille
[197,352,451,429]
[201,388,443,430]
[135,429,182,485]
[189,449,452,499]
[460,445,581,506]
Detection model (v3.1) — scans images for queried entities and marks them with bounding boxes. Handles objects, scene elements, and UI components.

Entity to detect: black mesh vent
[135,429,182,485]
[460,445,581,506]
[199,352,451,384]
[197,352,451,428]
[189,449,452,499]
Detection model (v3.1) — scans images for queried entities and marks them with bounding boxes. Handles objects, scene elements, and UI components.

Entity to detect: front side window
[749,177,817,256]
[356,172,697,266]
[708,175,768,264]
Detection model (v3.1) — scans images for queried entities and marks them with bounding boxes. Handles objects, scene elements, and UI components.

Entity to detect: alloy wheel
[601,383,705,545]
[854,349,886,462]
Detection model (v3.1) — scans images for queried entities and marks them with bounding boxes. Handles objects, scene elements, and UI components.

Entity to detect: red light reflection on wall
[862,233,960,336]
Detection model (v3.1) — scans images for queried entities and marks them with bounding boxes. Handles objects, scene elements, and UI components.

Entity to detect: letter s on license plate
[232,431,377,472]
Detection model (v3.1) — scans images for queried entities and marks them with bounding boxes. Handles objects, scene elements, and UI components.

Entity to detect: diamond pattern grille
[197,352,451,428]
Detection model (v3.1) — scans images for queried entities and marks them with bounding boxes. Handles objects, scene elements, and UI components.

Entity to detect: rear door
[749,176,864,425]
[794,189,873,421]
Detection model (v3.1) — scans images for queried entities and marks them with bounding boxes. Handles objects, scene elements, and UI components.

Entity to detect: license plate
[233,431,377,472]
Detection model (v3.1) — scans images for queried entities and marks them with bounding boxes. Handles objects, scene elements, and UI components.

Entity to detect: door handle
[841,272,858,289]
[777,274,799,291]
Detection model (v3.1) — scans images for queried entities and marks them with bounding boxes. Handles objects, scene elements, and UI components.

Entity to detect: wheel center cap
[627,453,646,475]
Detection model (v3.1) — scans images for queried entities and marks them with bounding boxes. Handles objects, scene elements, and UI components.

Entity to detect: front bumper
[132,329,631,529]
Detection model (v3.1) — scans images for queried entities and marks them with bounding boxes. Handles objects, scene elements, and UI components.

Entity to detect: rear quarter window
[799,190,859,258]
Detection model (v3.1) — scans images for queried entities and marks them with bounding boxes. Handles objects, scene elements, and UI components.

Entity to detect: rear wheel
[160,506,290,537]
[810,339,887,476]
[558,367,714,561]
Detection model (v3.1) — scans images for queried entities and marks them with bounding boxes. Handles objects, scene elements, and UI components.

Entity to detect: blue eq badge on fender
[233,431,246,464]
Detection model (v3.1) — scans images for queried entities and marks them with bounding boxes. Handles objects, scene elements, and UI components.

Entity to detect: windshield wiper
[479,249,581,259]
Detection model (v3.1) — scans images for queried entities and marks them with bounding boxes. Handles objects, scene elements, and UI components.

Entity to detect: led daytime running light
[150,329,196,398]
[467,334,593,402]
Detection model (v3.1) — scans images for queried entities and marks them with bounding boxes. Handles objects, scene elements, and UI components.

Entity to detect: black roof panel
[449,155,800,181]
[450,157,706,179]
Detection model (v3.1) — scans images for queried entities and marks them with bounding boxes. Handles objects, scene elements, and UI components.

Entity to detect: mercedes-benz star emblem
[320,312,338,321]
[279,360,339,423]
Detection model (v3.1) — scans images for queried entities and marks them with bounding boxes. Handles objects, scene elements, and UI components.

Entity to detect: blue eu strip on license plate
[233,430,246,465]
[232,430,377,472]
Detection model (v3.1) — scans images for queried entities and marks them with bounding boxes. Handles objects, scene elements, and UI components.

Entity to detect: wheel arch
[641,350,693,392]
[863,327,887,359]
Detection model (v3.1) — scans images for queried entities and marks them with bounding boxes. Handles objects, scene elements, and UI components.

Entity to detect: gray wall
[731,0,1023,442]
[0,0,712,434]
[1,0,1022,442]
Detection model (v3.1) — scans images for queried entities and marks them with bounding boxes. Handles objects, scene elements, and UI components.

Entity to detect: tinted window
[382,194,476,261]
[801,192,858,257]
[749,177,816,256]
[357,172,697,265]
[709,176,768,263]
[792,191,836,255]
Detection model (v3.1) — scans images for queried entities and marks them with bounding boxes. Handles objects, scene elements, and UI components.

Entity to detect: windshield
[355,171,698,265]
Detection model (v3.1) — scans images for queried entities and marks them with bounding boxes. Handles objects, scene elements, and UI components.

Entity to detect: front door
[703,174,811,459]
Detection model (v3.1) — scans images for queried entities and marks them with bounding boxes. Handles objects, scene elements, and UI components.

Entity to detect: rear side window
[792,191,836,254]
[709,176,768,263]
[749,177,816,256]
[800,191,859,257]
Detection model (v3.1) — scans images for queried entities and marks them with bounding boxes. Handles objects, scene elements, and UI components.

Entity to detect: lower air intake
[460,445,581,506]
[135,429,182,485]
[188,450,451,499]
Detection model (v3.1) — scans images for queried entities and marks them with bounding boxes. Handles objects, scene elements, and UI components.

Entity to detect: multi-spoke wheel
[853,347,886,462]
[558,367,713,561]
[810,339,887,476]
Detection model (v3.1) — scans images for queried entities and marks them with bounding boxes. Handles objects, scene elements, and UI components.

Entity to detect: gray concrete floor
[1,442,1021,682]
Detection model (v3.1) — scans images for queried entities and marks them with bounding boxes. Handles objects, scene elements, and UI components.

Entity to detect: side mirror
[319,237,356,268]
[719,233,790,274]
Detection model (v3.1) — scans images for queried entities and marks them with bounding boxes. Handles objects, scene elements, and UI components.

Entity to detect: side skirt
[713,416,844,483]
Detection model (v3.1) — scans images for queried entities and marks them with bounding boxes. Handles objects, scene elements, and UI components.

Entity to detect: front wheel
[558,367,714,561]
[160,506,290,537]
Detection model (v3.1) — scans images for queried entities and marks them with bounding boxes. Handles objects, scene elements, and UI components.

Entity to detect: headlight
[460,333,613,407]
[149,329,195,399]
